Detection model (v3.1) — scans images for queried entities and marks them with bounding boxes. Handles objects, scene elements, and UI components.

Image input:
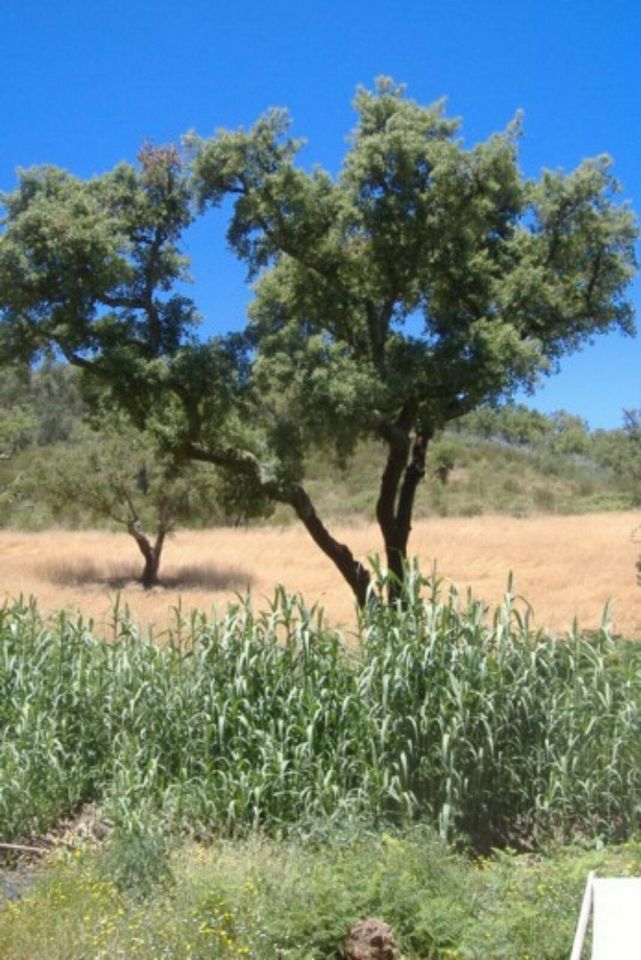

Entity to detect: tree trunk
[128,521,166,589]
[396,432,429,552]
[376,430,431,602]
[376,430,410,596]
[288,484,371,607]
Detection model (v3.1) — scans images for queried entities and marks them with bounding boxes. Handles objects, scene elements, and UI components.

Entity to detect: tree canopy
[0,80,637,604]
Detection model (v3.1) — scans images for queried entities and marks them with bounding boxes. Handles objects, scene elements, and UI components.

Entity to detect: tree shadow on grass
[161,564,255,591]
[35,558,254,592]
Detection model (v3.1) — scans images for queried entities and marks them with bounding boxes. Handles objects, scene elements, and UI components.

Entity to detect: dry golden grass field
[1,511,640,637]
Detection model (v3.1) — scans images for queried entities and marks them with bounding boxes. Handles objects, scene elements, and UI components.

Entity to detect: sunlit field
[1,510,639,637]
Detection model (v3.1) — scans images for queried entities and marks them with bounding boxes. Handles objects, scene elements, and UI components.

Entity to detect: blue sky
[1,0,639,428]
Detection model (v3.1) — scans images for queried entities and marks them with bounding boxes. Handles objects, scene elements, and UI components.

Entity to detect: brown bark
[376,428,431,602]
[288,484,371,608]
[396,432,429,554]
[128,521,166,589]
[376,431,410,593]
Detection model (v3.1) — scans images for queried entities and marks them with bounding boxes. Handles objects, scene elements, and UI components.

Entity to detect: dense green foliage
[0,79,636,601]
[595,409,641,507]
[5,829,641,959]
[1,578,640,850]
[0,362,86,450]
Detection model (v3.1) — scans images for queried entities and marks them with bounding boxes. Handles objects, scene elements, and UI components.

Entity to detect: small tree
[431,440,458,485]
[547,411,591,457]
[593,409,641,506]
[25,417,221,588]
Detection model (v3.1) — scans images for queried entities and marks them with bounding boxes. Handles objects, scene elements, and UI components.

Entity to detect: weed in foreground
[3,830,641,959]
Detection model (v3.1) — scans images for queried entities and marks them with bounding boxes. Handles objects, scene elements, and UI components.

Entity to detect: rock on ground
[343,917,399,960]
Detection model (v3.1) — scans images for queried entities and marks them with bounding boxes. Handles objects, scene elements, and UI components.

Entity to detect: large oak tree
[0,81,637,605]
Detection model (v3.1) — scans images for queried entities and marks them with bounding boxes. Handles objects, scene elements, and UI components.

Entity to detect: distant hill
[284,430,632,526]
[1,363,637,528]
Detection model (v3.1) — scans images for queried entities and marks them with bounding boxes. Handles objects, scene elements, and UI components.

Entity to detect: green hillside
[0,362,638,528]
[293,433,629,524]
[277,401,638,522]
